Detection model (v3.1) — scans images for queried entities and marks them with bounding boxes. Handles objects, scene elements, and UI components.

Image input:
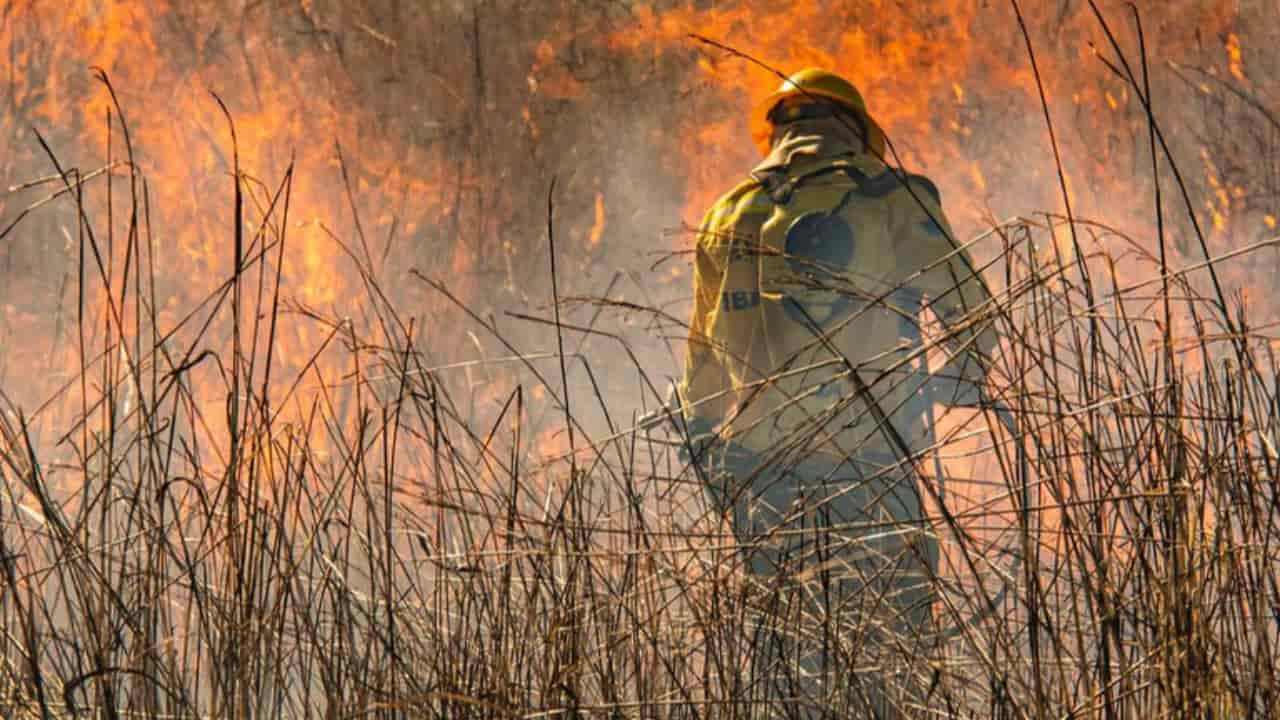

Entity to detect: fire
[1226,33,1246,83]
[531,40,587,99]
[2,0,1273,466]
[599,0,1258,262]
[2,6,1279,711]
[1,2,463,438]
[588,191,606,247]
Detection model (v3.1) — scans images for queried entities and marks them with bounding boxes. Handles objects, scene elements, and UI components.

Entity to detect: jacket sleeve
[678,208,732,431]
[895,177,998,405]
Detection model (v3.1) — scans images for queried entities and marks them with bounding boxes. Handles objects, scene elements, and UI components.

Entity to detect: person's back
[678,68,996,718]
[682,82,994,466]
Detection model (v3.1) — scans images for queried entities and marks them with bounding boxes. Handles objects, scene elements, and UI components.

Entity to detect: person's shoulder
[852,164,942,205]
[881,169,958,245]
[898,171,942,205]
[711,177,771,214]
[700,177,771,230]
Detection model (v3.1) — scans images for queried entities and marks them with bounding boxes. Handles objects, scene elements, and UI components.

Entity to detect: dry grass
[3,58,1280,720]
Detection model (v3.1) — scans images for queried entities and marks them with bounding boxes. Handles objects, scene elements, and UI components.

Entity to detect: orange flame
[588,192,607,247]
[1,0,1270,464]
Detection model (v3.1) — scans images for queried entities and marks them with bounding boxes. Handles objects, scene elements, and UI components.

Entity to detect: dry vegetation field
[3,1,1280,718]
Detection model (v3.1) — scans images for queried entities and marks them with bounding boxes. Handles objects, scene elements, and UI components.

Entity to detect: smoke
[2,0,1278,446]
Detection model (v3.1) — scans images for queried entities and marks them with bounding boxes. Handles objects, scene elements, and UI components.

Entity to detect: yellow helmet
[749,68,887,158]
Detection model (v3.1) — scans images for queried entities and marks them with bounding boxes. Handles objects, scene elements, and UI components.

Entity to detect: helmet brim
[749,88,887,159]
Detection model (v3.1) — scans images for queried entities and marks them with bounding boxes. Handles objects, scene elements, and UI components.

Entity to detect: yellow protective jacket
[680,129,996,463]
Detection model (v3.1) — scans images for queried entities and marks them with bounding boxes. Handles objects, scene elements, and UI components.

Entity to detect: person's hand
[637,385,686,432]
[636,405,674,432]
[676,417,720,464]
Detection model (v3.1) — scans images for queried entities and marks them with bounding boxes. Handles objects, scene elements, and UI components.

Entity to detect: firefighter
[677,68,997,717]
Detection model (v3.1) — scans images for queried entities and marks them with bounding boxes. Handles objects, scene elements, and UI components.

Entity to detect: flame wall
[3,0,1278,434]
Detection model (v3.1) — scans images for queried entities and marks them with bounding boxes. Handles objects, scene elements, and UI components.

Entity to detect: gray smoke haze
[2,0,1278,452]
